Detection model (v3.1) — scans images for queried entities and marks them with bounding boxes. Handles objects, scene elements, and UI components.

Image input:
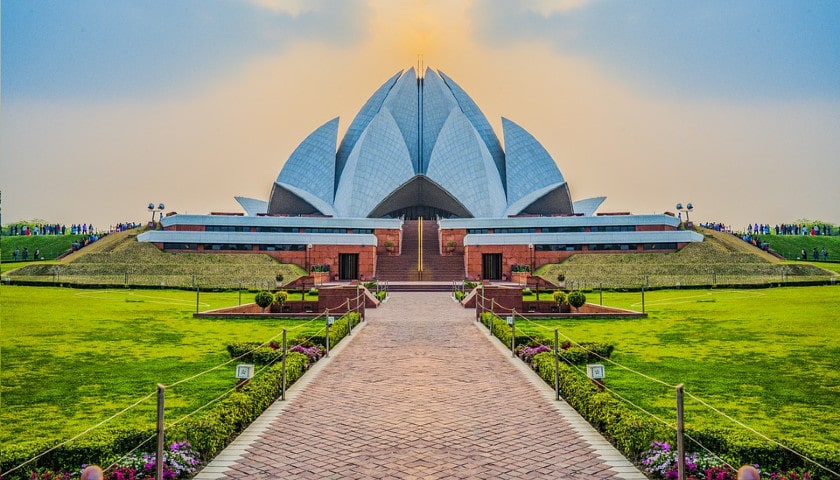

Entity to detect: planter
[512,272,531,284]
[311,272,329,284]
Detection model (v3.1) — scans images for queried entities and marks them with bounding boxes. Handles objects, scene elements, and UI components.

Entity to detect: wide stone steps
[376,220,465,282]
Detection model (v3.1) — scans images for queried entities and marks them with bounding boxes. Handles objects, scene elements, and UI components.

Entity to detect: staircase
[376,220,465,282]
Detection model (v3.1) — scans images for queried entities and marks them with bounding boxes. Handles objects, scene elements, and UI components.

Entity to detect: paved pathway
[195,293,646,480]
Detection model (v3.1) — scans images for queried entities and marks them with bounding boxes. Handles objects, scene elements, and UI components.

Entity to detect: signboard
[586,364,605,380]
[236,364,254,380]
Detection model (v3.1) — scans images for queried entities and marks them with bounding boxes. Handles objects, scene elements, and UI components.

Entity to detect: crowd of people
[5,221,142,262]
[5,223,96,236]
[746,223,833,236]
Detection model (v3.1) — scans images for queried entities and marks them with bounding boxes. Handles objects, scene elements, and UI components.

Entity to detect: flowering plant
[28,470,72,480]
[310,264,330,273]
[515,344,551,364]
[641,441,730,480]
[290,344,325,364]
[117,441,200,480]
[511,264,530,273]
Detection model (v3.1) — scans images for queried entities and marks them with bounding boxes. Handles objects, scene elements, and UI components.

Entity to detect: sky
[2,0,839,231]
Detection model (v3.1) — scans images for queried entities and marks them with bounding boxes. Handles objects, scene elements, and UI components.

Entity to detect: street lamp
[148,202,165,224]
[675,202,693,223]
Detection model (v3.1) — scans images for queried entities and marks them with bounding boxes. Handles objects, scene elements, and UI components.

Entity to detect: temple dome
[266,67,583,219]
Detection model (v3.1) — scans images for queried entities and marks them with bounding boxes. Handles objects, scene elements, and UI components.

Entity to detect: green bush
[254,291,273,311]
[375,290,386,301]
[567,291,586,311]
[273,290,288,306]
[454,290,465,301]
[527,353,840,474]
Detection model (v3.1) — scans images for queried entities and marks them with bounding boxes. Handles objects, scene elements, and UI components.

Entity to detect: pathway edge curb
[193,319,369,480]
[473,319,647,480]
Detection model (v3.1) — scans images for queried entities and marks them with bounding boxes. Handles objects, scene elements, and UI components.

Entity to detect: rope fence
[474,290,839,478]
[5,297,366,479]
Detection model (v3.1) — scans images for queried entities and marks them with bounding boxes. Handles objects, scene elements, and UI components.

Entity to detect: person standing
[813,247,819,261]
[13,247,19,261]
[34,248,40,261]
[22,247,29,261]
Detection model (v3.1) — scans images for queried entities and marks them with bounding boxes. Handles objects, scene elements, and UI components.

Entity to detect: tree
[273,290,288,309]
[553,290,567,307]
[255,291,273,312]
[567,291,587,312]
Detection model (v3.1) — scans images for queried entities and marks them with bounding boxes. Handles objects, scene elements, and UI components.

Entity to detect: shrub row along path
[195,293,646,480]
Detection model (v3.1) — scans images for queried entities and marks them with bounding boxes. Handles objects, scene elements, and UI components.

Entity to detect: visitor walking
[13,247,19,261]
[22,247,29,261]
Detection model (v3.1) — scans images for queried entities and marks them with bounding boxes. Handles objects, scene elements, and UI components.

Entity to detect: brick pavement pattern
[196,293,645,480]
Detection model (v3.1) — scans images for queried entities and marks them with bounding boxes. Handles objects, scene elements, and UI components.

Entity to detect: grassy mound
[6,232,305,289]
[754,233,840,261]
[536,228,833,289]
[1,234,90,262]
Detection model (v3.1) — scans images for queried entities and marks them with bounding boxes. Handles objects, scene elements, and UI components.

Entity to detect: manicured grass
[755,233,840,262]
[7,237,306,290]
[0,285,328,451]
[514,286,840,450]
[1,234,89,261]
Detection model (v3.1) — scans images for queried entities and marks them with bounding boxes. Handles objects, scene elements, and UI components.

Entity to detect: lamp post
[148,202,165,224]
[675,202,693,224]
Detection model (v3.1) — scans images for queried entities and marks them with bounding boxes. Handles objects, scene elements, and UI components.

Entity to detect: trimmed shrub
[254,291,273,311]
[567,291,586,311]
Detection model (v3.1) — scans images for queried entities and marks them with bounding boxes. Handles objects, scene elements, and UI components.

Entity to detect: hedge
[480,311,840,476]
[1,312,361,479]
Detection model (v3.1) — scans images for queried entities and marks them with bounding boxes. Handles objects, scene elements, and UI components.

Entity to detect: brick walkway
[195,293,646,480]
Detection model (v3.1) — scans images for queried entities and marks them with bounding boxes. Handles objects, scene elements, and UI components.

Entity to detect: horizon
[2,1,839,231]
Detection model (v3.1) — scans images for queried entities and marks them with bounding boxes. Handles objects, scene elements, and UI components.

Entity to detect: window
[541,226,585,233]
[589,244,637,251]
[303,227,347,234]
[202,244,253,251]
[351,229,374,234]
[205,225,251,232]
[258,244,306,251]
[642,243,677,250]
[494,227,537,234]
[466,228,489,234]
[589,225,636,232]
[255,226,297,233]
[534,244,582,251]
[163,243,197,250]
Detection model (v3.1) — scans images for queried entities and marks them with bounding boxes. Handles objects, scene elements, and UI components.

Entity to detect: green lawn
[755,233,840,262]
[514,286,840,450]
[1,234,88,261]
[0,286,327,450]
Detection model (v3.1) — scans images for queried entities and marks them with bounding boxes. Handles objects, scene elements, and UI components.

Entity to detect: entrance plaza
[195,293,646,480]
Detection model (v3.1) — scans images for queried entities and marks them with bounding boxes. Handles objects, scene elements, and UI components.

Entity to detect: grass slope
[516,286,840,451]
[6,232,305,289]
[0,286,326,451]
[535,228,833,288]
[755,233,840,262]
[1,234,90,262]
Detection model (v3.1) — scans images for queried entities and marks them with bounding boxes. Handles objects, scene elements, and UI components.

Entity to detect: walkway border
[474,321,647,480]
[193,320,369,480]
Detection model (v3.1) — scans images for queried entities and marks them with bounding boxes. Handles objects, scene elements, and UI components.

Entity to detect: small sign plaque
[586,364,605,380]
[236,364,254,380]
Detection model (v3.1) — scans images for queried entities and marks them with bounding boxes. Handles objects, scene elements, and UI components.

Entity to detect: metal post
[191,273,195,288]
[195,286,200,313]
[554,329,560,400]
[641,286,645,313]
[510,310,516,357]
[238,283,242,306]
[599,283,603,306]
[325,309,331,358]
[124,271,128,286]
[676,384,685,480]
[156,384,165,480]
[281,329,287,401]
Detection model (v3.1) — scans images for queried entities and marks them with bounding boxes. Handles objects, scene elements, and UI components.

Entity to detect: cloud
[469,0,840,100]
[1,0,372,101]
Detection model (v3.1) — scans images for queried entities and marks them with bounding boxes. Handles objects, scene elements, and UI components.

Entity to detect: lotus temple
[139,67,702,281]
